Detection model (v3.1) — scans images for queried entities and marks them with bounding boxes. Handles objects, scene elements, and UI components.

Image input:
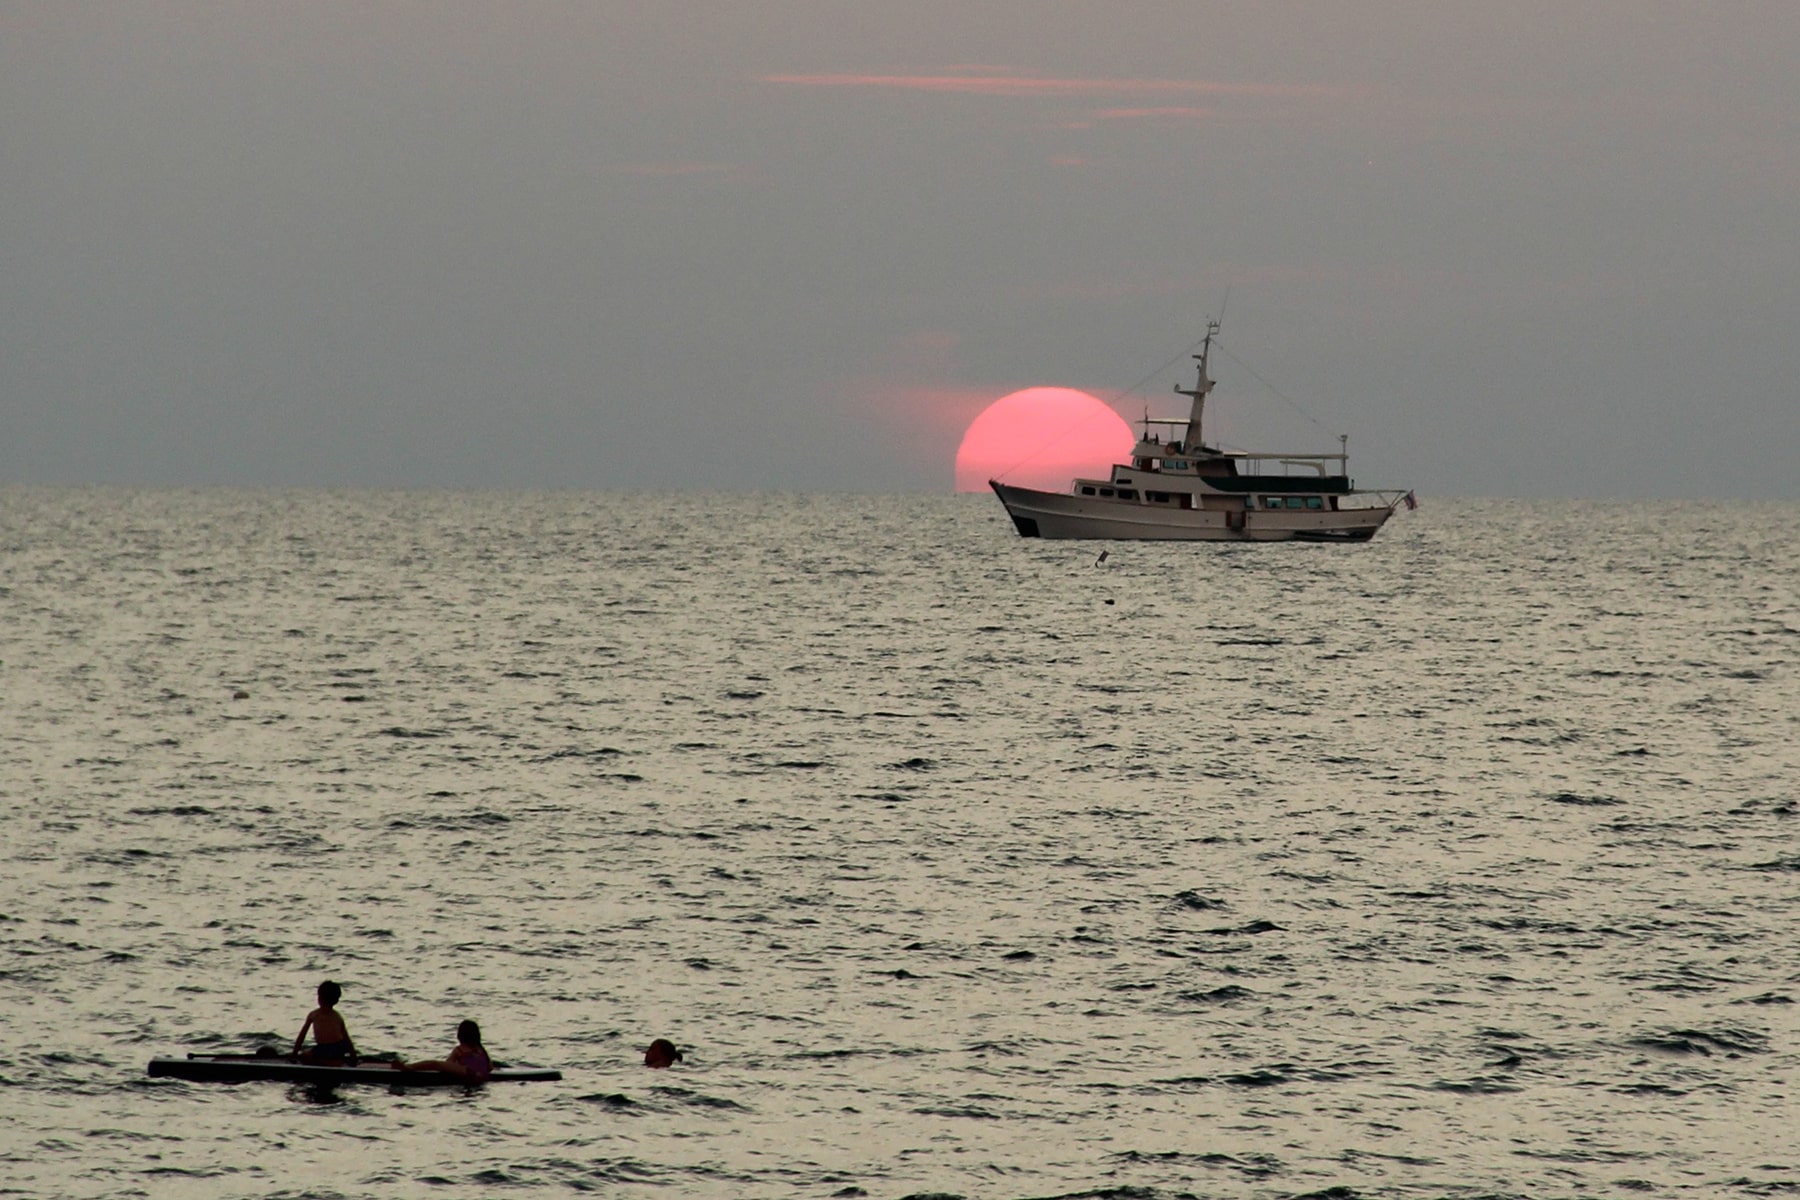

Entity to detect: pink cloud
[761,73,1344,100]
[1091,106,1215,121]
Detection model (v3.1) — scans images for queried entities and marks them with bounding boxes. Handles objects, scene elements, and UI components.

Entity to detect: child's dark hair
[645,1038,683,1068]
[458,1019,482,1047]
[318,980,342,1006]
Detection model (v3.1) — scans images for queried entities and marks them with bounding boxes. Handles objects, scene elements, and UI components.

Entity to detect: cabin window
[1147,491,1168,503]
[1286,497,1306,509]
[1305,497,1324,510]
[1099,487,1115,498]
[1080,486,1096,496]
[1261,496,1281,509]
[1116,489,1137,500]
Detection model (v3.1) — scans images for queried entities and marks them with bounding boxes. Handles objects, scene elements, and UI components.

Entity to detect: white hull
[990,481,1393,542]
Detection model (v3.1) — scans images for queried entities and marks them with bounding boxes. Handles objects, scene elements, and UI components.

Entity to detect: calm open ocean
[2,487,1797,1200]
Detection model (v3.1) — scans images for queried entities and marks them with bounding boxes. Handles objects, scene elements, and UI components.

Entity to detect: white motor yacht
[990,320,1411,542]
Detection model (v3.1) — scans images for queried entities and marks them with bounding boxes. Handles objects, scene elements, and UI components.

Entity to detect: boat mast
[1172,319,1220,451]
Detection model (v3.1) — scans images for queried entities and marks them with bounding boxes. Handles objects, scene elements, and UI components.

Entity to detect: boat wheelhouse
[989,320,1410,542]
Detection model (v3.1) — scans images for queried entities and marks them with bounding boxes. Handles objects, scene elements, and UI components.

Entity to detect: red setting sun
[954,387,1135,493]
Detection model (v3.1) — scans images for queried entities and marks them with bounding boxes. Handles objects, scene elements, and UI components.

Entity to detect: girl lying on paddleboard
[394,1019,492,1082]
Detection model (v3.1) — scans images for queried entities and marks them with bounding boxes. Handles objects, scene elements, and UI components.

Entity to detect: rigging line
[1099,335,1211,411]
[989,334,1210,484]
[1211,341,1331,432]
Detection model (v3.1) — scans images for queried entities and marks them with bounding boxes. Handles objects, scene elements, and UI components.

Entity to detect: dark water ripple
[1,489,1798,1198]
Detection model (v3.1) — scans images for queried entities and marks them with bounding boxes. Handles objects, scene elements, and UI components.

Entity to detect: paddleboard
[147,1053,561,1086]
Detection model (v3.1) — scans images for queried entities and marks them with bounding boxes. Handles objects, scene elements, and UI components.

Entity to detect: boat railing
[1224,451,1350,479]
[1226,451,1347,466]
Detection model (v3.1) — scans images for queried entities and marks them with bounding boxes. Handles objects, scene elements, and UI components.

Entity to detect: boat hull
[989,481,1391,542]
[146,1054,562,1086]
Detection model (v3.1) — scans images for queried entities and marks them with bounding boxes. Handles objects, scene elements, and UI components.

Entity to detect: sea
[2,487,1797,1200]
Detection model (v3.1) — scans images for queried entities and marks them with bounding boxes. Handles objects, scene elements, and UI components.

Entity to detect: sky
[3,2,1797,498]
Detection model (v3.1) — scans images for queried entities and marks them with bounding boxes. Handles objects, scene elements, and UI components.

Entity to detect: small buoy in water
[644,1038,683,1068]
[1094,550,1109,567]
[232,689,250,700]
[1104,598,1115,606]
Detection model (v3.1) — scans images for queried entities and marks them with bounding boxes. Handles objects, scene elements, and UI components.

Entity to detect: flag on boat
[1402,490,1418,511]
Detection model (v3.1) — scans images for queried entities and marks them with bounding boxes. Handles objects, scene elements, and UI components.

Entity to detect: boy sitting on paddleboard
[293,980,358,1063]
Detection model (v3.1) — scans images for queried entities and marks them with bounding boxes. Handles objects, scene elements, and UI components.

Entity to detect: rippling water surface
[2,488,1797,1200]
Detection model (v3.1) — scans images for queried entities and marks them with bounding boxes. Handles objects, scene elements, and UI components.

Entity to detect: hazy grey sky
[4,3,1796,497]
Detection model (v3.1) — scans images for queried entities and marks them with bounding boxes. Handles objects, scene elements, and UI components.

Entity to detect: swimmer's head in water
[644,1038,683,1068]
